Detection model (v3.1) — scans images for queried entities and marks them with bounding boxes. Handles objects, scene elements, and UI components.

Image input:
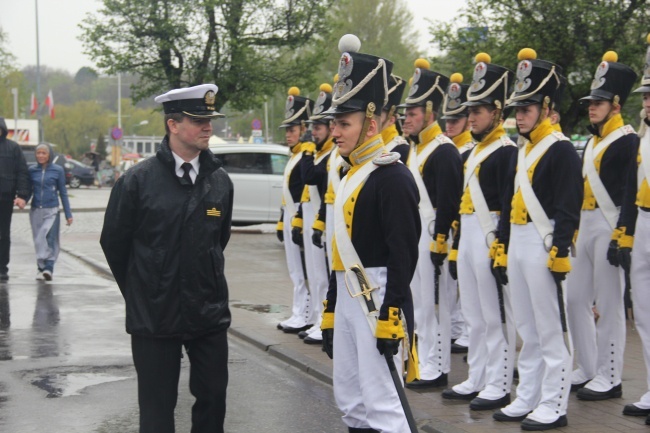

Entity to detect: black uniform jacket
[620,118,648,236]
[498,138,582,257]
[325,155,421,323]
[100,138,234,338]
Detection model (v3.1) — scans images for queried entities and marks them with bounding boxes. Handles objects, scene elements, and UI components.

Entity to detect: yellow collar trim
[348,135,385,169]
[452,130,473,149]
[475,124,506,151]
[381,124,399,145]
[529,118,555,145]
[317,137,335,158]
[551,122,562,133]
[418,121,442,149]
[596,114,624,144]
[290,143,302,155]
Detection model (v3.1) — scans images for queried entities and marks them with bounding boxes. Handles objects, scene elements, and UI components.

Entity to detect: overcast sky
[0,0,464,75]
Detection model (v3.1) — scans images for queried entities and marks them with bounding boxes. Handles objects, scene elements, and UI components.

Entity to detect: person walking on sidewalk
[101,84,234,433]
[0,117,30,282]
[28,143,73,281]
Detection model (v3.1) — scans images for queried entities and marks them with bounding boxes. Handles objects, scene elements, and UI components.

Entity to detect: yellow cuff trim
[302,142,316,154]
[313,219,326,232]
[291,217,303,229]
[547,246,571,272]
[488,239,499,260]
[451,220,459,237]
[493,243,507,267]
[321,313,334,330]
[429,233,448,254]
[375,307,405,340]
[276,221,284,231]
[611,227,624,241]
[619,234,634,248]
[448,249,458,262]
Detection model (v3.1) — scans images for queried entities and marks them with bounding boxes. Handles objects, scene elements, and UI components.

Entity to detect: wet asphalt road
[0,210,346,433]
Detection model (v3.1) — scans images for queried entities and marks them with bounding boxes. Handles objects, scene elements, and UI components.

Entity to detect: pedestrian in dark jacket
[0,117,31,282]
[100,84,234,433]
[28,143,73,281]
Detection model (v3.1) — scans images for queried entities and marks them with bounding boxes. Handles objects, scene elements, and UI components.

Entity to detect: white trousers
[280,203,312,329]
[631,210,650,408]
[333,269,409,433]
[326,203,334,271]
[566,209,625,391]
[455,214,515,399]
[302,200,329,337]
[503,222,573,423]
[410,214,451,379]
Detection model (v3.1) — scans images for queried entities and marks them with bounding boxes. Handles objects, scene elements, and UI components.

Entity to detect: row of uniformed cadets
[274,31,650,432]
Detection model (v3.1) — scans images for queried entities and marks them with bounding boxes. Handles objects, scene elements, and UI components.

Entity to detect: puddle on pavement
[24,366,132,398]
[231,303,284,314]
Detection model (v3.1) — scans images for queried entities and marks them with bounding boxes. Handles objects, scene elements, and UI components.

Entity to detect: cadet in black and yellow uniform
[442,72,474,354]
[276,88,315,333]
[398,58,462,390]
[620,34,650,422]
[320,35,421,432]
[297,83,336,344]
[566,51,638,401]
[494,48,582,430]
[381,74,410,163]
[442,53,517,410]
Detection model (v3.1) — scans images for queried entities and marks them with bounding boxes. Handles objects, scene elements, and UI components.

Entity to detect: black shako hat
[325,34,393,116]
[441,73,470,120]
[279,87,314,128]
[463,53,514,110]
[506,48,563,108]
[634,33,650,94]
[308,83,334,124]
[398,58,449,113]
[384,74,406,115]
[579,51,637,106]
[155,84,224,118]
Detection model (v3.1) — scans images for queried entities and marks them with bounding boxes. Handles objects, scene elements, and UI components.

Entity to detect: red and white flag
[30,93,38,115]
[44,89,55,119]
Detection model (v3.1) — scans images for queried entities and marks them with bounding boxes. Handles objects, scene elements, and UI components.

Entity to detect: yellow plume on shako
[518,48,537,61]
[288,87,300,96]
[320,83,333,93]
[414,58,430,70]
[475,52,491,64]
[602,51,618,62]
[450,73,463,83]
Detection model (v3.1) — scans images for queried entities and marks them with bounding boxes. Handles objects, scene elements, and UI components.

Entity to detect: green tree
[428,0,649,134]
[0,27,16,77]
[96,132,107,158]
[80,0,333,111]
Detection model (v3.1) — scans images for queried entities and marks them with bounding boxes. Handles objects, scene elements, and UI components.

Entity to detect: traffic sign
[251,130,263,137]
[111,127,123,140]
[251,119,262,130]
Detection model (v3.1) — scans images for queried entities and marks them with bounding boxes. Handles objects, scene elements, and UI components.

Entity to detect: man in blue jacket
[0,117,31,282]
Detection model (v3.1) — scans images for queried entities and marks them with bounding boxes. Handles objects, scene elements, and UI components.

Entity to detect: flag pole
[35,0,43,142]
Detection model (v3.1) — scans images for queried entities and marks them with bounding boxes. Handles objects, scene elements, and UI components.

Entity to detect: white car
[210,143,289,224]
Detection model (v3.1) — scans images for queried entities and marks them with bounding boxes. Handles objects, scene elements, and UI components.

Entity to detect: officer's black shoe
[492,409,529,422]
[282,324,312,334]
[276,323,284,330]
[521,415,567,431]
[470,394,510,410]
[0,272,7,282]
[451,343,468,353]
[623,403,650,416]
[576,383,622,401]
[298,330,309,339]
[304,336,322,345]
[441,388,478,400]
[570,380,589,392]
[646,414,650,426]
[405,373,448,389]
[348,428,378,432]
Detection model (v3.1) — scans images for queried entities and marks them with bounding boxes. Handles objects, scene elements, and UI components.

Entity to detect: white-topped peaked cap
[155,84,224,118]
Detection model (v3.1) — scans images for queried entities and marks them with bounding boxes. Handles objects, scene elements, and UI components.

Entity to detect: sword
[384,352,419,433]
[624,268,634,326]
[434,266,440,325]
[299,246,310,295]
[555,279,571,355]
[348,264,378,313]
[495,279,509,345]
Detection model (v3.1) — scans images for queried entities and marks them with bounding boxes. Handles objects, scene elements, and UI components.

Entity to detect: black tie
[181,162,193,185]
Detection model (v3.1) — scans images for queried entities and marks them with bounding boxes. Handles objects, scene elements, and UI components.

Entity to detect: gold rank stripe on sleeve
[206,208,221,217]
[637,129,650,208]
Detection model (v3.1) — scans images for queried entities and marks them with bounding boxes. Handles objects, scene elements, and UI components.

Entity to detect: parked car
[210,143,289,224]
[55,157,96,188]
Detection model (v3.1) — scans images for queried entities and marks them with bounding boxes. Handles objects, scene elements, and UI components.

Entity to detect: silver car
[210,143,289,224]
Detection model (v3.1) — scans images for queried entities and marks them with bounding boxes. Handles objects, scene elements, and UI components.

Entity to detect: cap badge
[313,91,327,115]
[644,49,650,79]
[471,62,487,92]
[204,90,216,110]
[338,53,354,80]
[514,60,533,93]
[591,61,609,90]
[408,68,422,97]
[285,95,295,119]
[447,83,462,109]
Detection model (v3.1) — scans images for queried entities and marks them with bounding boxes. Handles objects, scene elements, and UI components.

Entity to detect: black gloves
[322,328,334,359]
[276,229,283,243]
[606,240,620,267]
[492,263,509,286]
[551,271,567,284]
[430,252,446,275]
[291,227,304,247]
[619,247,632,273]
[312,229,324,248]
[448,260,457,281]
[376,338,400,356]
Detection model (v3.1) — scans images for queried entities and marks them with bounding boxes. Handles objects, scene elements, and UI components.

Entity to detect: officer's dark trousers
[0,200,14,273]
[131,330,228,433]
